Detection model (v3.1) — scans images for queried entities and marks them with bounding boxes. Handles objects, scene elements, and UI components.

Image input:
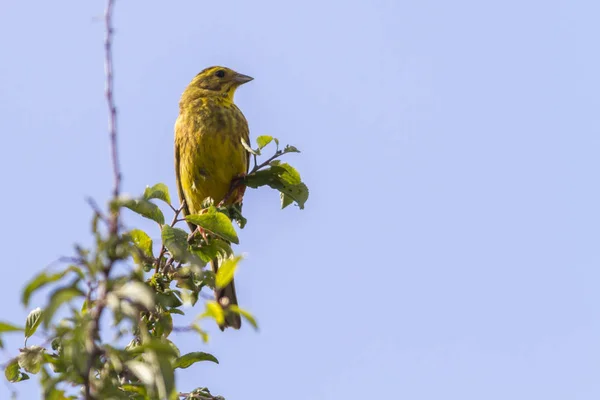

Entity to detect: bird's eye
[215,70,226,78]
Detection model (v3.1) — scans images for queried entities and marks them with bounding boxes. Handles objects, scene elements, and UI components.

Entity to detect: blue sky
[1,0,600,398]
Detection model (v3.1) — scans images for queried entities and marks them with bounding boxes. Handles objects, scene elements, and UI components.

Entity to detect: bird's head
[187,66,253,102]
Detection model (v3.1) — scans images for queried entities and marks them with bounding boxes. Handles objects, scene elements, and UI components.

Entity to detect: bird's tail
[211,259,241,330]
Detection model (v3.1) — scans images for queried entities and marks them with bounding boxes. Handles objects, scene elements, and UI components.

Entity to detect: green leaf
[202,301,225,327]
[191,238,232,264]
[276,163,301,184]
[25,308,43,339]
[161,225,198,264]
[115,282,155,310]
[283,144,301,153]
[245,163,309,209]
[191,324,209,343]
[156,355,176,400]
[120,197,165,224]
[143,183,172,205]
[172,352,219,369]
[120,384,147,395]
[256,135,273,150]
[0,322,24,333]
[129,229,153,257]
[215,256,242,289]
[281,192,294,209]
[229,305,259,330]
[22,269,75,306]
[280,182,309,209]
[185,207,239,244]
[5,358,19,382]
[18,346,45,374]
[180,290,199,307]
[18,372,30,382]
[187,388,216,400]
[241,137,260,155]
[126,340,179,358]
[126,361,155,387]
[43,287,84,329]
[5,358,30,383]
[156,292,183,308]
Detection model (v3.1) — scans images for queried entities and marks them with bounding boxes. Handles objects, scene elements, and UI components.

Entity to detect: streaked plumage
[174,66,253,329]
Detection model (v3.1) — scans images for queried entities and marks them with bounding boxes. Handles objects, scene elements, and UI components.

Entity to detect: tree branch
[84,1,119,398]
[104,0,121,233]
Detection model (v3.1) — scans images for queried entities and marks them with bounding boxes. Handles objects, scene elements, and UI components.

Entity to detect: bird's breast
[176,100,249,214]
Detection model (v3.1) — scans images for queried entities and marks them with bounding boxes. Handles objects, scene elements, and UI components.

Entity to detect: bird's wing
[240,112,251,173]
[174,121,195,232]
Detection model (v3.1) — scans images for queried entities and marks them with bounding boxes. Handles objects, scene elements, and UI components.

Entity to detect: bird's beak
[233,73,254,85]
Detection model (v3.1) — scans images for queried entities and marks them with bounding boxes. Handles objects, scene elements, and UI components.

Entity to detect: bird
[174,66,253,330]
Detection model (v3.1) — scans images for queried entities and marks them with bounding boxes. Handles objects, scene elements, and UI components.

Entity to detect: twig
[104,0,121,214]
[155,201,186,273]
[86,197,108,223]
[84,1,119,398]
[250,149,283,174]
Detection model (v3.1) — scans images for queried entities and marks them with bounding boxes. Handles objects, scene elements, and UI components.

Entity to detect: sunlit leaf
[120,197,165,224]
[256,135,273,150]
[172,352,219,369]
[185,208,239,244]
[126,340,179,358]
[126,361,155,387]
[156,354,175,400]
[191,324,209,343]
[202,301,225,327]
[115,282,155,310]
[5,358,29,383]
[25,308,43,339]
[0,322,24,333]
[215,256,242,289]
[229,305,259,330]
[143,183,172,205]
[128,229,153,257]
[5,358,19,382]
[120,384,147,395]
[18,345,45,374]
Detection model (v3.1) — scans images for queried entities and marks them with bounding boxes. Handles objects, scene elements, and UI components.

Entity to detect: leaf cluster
[1,137,305,399]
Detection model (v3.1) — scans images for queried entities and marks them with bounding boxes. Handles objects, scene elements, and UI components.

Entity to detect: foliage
[1,3,308,397]
[1,137,307,399]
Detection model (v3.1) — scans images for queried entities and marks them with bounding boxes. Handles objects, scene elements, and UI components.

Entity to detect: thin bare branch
[84,2,119,398]
[104,0,121,232]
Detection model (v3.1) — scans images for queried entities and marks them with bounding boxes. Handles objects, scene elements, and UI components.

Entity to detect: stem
[105,0,121,217]
[155,202,186,273]
[250,150,283,174]
[84,1,119,398]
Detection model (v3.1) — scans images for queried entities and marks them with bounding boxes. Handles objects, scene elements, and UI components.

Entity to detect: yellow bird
[174,66,253,330]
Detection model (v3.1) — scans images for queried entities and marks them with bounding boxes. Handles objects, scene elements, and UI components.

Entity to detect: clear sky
[1,0,599,399]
